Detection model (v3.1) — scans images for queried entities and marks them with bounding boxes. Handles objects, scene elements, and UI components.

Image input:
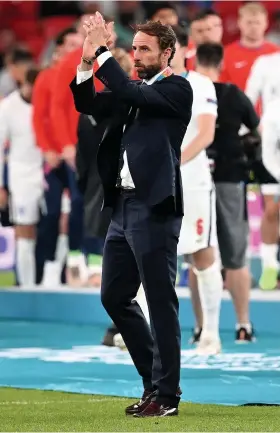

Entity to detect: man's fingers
[106,21,114,32]
[95,11,104,23]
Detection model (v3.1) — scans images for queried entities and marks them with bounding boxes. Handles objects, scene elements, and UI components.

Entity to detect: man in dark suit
[70,13,193,417]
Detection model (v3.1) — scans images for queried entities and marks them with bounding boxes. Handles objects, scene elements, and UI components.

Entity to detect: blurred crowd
[0,0,280,291]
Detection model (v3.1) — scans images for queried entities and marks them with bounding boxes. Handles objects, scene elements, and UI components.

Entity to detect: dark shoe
[125,390,156,415]
[133,401,178,418]
[188,327,202,344]
[101,325,119,347]
[235,324,256,343]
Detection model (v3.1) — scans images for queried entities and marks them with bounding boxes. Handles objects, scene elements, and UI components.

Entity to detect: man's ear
[163,47,172,59]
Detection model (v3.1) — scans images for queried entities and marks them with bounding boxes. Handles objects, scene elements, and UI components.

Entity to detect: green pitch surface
[0,388,279,432]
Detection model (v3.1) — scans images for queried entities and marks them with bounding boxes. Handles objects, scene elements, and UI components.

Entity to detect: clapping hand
[82,12,115,59]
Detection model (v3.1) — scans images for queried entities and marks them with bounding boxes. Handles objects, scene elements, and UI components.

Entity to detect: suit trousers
[101,189,182,407]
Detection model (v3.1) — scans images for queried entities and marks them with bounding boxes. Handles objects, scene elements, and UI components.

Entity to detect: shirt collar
[143,67,169,85]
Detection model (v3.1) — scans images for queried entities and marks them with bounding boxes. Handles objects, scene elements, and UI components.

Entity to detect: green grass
[0,388,279,432]
[0,271,15,287]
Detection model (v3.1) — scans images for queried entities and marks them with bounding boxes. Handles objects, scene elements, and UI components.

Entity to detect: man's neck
[239,36,265,49]
[196,66,219,82]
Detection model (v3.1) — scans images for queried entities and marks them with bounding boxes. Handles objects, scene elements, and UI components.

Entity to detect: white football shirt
[262,98,280,182]
[181,70,217,190]
[245,52,280,115]
[0,90,43,191]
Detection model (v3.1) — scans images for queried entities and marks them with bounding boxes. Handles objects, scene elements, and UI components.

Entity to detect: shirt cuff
[76,69,93,85]
[96,51,112,67]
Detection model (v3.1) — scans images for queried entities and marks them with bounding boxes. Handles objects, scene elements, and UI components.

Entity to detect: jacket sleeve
[95,56,193,118]
[69,75,116,122]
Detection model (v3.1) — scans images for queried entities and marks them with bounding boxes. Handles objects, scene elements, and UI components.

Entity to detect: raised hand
[105,21,116,48]
[82,12,111,57]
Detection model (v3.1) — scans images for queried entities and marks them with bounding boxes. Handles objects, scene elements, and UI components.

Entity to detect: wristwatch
[94,46,109,58]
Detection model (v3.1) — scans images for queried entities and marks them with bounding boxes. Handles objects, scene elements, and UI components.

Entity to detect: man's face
[238,12,268,42]
[7,61,33,85]
[22,82,33,101]
[152,8,178,25]
[63,32,84,53]
[133,31,170,79]
[191,15,223,46]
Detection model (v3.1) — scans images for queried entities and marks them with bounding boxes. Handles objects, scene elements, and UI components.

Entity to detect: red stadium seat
[25,35,45,61]
[41,16,76,40]
[11,1,39,19]
[9,19,41,41]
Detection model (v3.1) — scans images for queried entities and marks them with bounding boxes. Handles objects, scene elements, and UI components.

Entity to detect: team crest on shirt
[17,206,25,216]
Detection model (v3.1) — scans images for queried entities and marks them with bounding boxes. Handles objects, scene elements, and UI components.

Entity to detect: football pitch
[0,388,279,432]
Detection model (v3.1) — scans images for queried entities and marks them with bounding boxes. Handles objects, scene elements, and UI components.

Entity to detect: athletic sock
[194,262,223,337]
[16,238,35,285]
[260,243,278,269]
[55,234,68,271]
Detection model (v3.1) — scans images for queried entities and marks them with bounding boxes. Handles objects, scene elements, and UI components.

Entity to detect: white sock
[16,238,35,286]
[260,243,278,269]
[55,234,68,270]
[67,251,88,282]
[194,262,223,337]
[42,261,61,287]
[236,323,252,332]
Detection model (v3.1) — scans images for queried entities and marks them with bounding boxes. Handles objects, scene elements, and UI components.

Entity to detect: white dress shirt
[76,52,168,189]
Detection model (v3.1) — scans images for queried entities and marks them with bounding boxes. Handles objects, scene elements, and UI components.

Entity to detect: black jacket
[70,57,193,216]
[76,114,111,238]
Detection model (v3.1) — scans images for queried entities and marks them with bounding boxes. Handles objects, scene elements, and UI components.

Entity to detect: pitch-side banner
[0,226,15,271]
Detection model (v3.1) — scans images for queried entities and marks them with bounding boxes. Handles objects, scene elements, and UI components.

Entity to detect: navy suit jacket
[70,57,193,216]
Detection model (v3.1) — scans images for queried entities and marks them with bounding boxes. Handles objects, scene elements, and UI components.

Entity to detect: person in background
[172,26,222,355]
[180,9,223,343]
[0,67,43,286]
[145,1,179,26]
[0,47,33,98]
[221,2,280,292]
[49,16,116,285]
[50,14,116,169]
[33,27,83,286]
[197,42,260,342]
[245,49,280,291]
[220,2,278,89]
[246,51,280,117]
[187,9,223,70]
[262,98,280,186]
[266,10,280,45]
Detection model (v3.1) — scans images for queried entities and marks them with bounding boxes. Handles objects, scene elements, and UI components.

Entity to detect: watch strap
[95,46,109,58]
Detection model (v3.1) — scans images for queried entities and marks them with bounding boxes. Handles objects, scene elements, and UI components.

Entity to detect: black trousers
[101,190,182,407]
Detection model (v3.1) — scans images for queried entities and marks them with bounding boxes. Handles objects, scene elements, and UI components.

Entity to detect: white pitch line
[0,397,127,405]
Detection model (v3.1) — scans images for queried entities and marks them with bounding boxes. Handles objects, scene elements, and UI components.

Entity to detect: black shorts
[250,160,278,185]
